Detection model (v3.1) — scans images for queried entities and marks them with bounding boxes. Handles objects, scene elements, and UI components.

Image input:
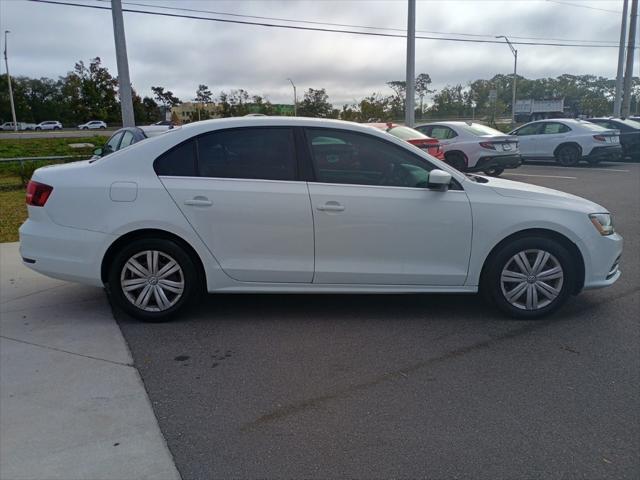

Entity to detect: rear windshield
[459,123,505,136]
[387,126,428,140]
[619,119,640,129]
[579,122,609,131]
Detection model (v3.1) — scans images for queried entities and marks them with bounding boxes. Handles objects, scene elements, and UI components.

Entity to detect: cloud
[1,0,626,107]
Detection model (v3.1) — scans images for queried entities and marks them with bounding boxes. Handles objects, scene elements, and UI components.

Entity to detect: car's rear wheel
[35,127,41,131]
[483,167,504,176]
[446,152,467,171]
[555,145,580,166]
[482,236,575,319]
[108,238,198,321]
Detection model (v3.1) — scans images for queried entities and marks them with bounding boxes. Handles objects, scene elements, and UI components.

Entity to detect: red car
[366,123,444,160]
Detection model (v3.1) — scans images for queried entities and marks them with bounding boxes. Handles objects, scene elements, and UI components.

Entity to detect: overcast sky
[0,0,633,106]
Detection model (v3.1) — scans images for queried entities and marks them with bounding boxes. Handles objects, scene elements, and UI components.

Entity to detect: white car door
[513,123,543,157]
[304,128,472,286]
[536,122,572,157]
[158,127,314,283]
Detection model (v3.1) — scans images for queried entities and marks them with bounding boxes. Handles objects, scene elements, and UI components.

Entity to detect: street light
[287,78,297,116]
[3,30,18,132]
[496,35,518,126]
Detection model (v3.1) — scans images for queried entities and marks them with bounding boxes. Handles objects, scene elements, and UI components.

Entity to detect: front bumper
[580,232,623,290]
[468,154,522,172]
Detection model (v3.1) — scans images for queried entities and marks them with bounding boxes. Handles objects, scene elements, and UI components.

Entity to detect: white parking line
[503,173,577,180]
[523,164,630,173]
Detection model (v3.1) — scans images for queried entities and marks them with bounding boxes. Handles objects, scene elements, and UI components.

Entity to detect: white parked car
[509,119,621,166]
[78,120,107,130]
[415,122,521,176]
[1,121,36,131]
[19,118,622,321]
[35,121,63,131]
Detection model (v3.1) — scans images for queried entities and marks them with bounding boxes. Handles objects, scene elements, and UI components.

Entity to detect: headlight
[589,213,614,236]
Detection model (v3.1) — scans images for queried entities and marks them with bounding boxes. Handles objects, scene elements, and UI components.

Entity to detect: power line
[28,0,619,48]
[546,0,622,14]
[93,0,619,45]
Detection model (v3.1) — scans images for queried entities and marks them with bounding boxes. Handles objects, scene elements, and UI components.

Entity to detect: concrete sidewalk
[0,243,180,480]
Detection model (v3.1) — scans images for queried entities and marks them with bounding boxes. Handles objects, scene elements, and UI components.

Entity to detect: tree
[151,86,181,120]
[218,89,250,117]
[193,84,213,121]
[415,73,434,117]
[297,88,333,118]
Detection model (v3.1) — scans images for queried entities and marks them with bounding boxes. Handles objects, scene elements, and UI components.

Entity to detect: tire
[100,126,106,129]
[35,127,41,131]
[82,127,88,130]
[483,167,504,176]
[108,238,199,322]
[445,152,467,171]
[482,236,576,319]
[54,126,61,130]
[555,145,581,166]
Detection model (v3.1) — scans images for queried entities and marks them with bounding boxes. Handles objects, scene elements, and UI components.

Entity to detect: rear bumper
[587,145,622,161]
[468,154,522,172]
[19,213,114,287]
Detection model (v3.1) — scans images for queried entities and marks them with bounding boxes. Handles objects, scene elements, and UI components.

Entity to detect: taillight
[26,181,53,207]
[593,135,606,142]
[479,142,497,150]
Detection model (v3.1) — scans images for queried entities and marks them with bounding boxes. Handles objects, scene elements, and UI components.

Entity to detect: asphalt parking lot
[116,161,640,479]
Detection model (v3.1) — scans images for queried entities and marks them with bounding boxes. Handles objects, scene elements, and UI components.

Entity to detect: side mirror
[93,147,103,157]
[427,169,452,191]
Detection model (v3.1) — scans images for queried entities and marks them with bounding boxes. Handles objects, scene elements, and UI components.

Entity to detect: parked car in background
[78,120,107,130]
[1,121,36,131]
[92,126,173,159]
[20,117,622,322]
[366,123,444,160]
[509,119,621,166]
[415,121,521,176]
[35,121,63,131]
[586,117,640,161]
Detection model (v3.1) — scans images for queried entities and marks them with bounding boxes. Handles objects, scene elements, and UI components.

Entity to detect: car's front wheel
[108,238,199,321]
[483,236,576,318]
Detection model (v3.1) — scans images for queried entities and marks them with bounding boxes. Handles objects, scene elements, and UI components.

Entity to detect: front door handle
[316,202,345,212]
[184,196,213,207]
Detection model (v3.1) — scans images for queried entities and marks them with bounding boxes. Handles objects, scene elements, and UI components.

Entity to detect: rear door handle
[317,202,345,212]
[184,197,213,207]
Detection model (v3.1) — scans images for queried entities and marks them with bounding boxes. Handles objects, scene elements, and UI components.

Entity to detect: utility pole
[614,0,629,116]
[622,0,638,118]
[405,0,416,127]
[496,35,518,126]
[3,31,18,132]
[287,78,297,116]
[111,0,135,127]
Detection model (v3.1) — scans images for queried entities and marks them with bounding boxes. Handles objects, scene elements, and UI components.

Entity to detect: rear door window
[514,123,542,136]
[197,127,296,181]
[154,139,197,176]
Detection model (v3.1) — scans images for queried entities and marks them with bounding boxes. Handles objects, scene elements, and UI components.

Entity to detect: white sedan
[19,118,622,321]
[509,119,621,166]
[415,121,521,176]
[78,120,107,130]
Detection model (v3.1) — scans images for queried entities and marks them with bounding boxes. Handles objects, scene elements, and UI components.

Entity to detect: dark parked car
[92,127,148,158]
[587,117,640,161]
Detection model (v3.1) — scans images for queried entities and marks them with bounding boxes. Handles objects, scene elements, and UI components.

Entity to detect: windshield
[387,126,428,140]
[460,123,505,136]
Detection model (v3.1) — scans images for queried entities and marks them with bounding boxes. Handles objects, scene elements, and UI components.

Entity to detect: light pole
[405,0,416,127]
[287,78,297,116]
[614,0,629,116]
[496,35,518,126]
[111,0,135,127]
[3,31,18,132]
